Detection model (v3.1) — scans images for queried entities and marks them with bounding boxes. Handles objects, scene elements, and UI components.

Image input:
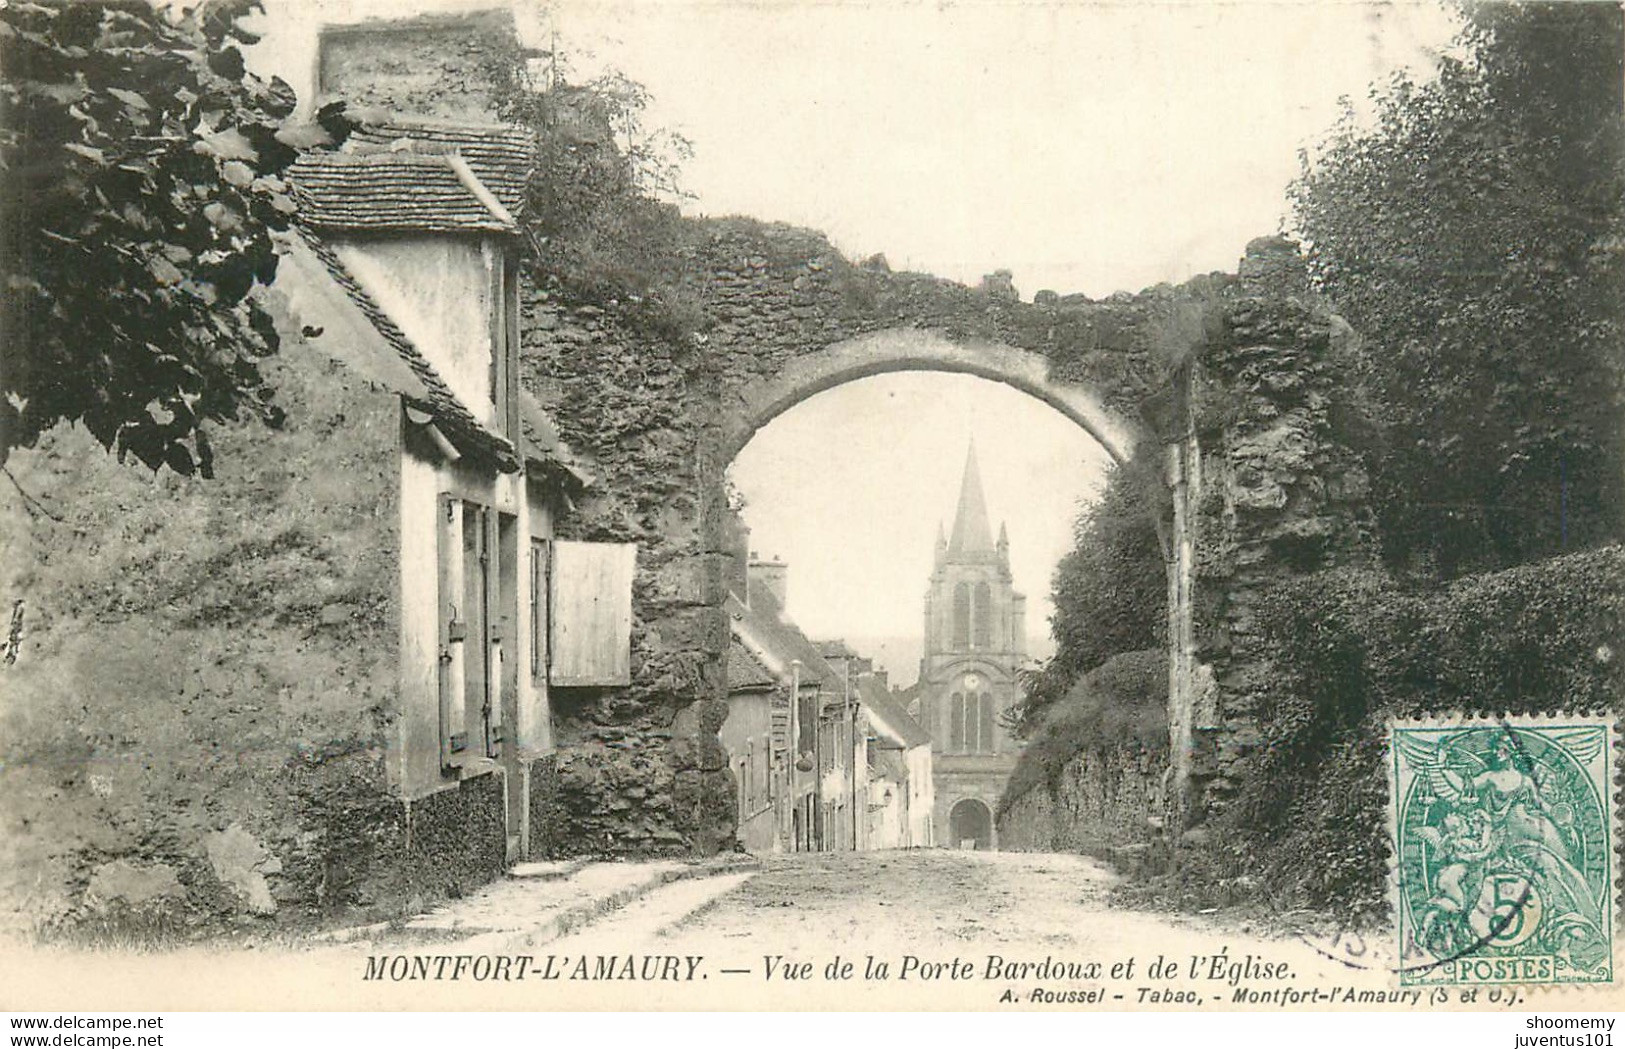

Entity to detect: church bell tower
[918,440,1026,849]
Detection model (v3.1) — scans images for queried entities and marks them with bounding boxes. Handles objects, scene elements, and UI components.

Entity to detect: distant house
[856,674,934,849]
[819,644,934,850]
[721,638,779,852]
[716,502,935,856]
[722,524,874,853]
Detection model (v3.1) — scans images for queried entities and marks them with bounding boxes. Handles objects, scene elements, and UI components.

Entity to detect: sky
[245,0,1462,679]
[729,367,1112,662]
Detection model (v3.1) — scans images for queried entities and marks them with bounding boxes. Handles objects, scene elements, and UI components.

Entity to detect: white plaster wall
[908,745,934,846]
[337,239,497,430]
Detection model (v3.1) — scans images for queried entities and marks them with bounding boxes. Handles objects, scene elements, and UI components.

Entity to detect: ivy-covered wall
[1213,547,1625,923]
[996,650,1169,859]
[1183,240,1379,829]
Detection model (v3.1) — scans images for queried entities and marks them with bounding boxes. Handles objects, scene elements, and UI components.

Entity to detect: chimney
[315,9,519,123]
[747,554,788,610]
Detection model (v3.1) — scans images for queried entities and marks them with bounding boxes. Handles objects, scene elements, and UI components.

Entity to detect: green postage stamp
[1391,715,1617,987]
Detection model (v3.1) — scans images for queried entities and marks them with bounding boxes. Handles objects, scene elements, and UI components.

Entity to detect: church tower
[918,441,1025,849]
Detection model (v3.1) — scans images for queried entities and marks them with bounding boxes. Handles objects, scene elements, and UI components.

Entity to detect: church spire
[947,440,995,557]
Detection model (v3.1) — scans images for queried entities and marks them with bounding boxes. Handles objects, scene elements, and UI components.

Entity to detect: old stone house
[853,671,934,849]
[816,642,934,850]
[0,64,644,934]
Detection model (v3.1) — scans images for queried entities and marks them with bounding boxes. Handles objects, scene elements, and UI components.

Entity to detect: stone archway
[524,222,1372,857]
[949,798,994,851]
[719,328,1140,466]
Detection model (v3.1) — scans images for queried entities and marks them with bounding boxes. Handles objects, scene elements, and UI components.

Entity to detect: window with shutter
[436,497,510,771]
[437,494,467,769]
[462,502,489,757]
[950,692,965,752]
[548,541,636,687]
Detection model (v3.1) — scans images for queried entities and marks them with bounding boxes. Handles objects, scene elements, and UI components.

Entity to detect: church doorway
[949,798,993,850]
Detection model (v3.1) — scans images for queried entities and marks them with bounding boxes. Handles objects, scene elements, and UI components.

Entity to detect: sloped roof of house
[857,674,931,748]
[727,638,777,693]
[288,150,516,235]
[288,226,518,468]
[347,120,532,214]
[279,123,592,483]
[726,588,844,694]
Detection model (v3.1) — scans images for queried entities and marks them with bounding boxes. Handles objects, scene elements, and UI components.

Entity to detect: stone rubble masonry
[520,218,1374,856]
[1185,236,1378,828]
[996,743,1166,859]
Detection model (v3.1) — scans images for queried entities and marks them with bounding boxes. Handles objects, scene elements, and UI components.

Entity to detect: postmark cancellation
[1390,715,1618,989]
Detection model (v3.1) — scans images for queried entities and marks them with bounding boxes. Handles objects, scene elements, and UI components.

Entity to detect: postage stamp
[1391,716,1617,987]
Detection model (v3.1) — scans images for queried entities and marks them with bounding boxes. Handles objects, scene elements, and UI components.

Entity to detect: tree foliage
[1001,648,1167,813]
[1289,2,1625,578]
[495,53,701,342]
[0,0,330,476]
[1011,454,1167,738]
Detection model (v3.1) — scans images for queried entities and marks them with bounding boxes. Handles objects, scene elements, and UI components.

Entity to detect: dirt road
[10,849,1419,1011]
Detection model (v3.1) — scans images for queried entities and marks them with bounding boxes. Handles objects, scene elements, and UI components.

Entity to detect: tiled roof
[348,120,532,214]
[857,675,931,748]
[288,151,516,235]
[727,640,777,692]
[727,589,844,694]
[293,225,519,471]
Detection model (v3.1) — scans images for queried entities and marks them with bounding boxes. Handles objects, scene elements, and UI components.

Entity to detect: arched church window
[949,692,965,751]
[979,693,996,754]
[952,584,970,649]
[973,583,992,649]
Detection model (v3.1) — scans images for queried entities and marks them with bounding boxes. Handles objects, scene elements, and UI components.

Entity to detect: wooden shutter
[437,494,467,770]
[548,541,635,687]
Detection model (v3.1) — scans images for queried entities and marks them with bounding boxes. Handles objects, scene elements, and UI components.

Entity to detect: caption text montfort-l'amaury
[360,952,1292,985]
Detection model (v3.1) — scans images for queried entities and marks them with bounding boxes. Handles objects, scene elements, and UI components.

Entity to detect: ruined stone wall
[515,221,1383,854]
[518,285,735,855]
[996,743,1165,858]
[517,218,1186,854]
[1183,238,1377,829]
[691,218,1164,441]
[315,10,517,123]
[0,321,512,939]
